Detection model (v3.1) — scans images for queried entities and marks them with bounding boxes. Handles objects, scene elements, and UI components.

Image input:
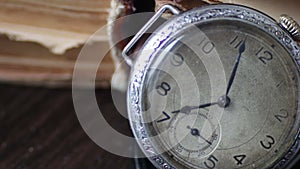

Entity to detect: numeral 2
[275,109,288,122]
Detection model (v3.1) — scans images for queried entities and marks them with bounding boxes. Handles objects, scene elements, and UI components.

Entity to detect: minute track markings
[271,44,275,48]
[276,81,284,88]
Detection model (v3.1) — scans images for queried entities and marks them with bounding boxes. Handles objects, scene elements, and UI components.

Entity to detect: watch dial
[140,19,299,169]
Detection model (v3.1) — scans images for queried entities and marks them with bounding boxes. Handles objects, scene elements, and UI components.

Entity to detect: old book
[0,0,114,87]
[1,0,299,88]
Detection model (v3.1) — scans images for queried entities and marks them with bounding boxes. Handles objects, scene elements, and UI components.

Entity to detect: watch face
[128,5,300,169]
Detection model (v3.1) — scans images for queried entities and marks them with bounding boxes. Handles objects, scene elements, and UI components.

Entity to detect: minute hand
[225,39,246,96]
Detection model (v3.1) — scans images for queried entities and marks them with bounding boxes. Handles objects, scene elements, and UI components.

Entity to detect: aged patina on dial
[127,5,300,169]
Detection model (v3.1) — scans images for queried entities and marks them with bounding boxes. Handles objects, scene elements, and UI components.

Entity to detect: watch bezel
[127,4,300,169]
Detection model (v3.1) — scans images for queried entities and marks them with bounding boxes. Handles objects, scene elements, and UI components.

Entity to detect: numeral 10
[199,37,215,54]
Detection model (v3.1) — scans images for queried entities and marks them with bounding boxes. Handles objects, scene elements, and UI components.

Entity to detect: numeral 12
[256,47,273,64]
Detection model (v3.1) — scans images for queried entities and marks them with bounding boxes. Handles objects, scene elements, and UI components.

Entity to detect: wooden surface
[0,83,299,169]
[0,84,131,169]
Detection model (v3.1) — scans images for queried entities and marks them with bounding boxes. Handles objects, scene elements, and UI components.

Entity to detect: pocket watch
[122,3,300,169]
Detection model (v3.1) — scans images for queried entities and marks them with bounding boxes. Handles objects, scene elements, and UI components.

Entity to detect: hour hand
[172,102,218,114]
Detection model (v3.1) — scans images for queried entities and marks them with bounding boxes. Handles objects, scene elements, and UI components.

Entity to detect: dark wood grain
[0,84,131,169]
[0,83,299,169]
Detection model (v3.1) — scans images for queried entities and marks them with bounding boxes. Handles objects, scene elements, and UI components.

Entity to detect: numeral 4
[233,155,246,165]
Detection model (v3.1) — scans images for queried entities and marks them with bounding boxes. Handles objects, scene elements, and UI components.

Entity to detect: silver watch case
[127,4,300,169]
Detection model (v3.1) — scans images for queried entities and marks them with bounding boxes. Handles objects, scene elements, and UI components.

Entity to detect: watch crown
[279,14,300,41]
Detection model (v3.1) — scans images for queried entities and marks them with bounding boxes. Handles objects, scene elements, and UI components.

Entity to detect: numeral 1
[230,35,244,49]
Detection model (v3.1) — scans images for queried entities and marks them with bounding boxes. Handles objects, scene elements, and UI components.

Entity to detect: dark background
[0,83,299,169]
[0,84,131,169]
